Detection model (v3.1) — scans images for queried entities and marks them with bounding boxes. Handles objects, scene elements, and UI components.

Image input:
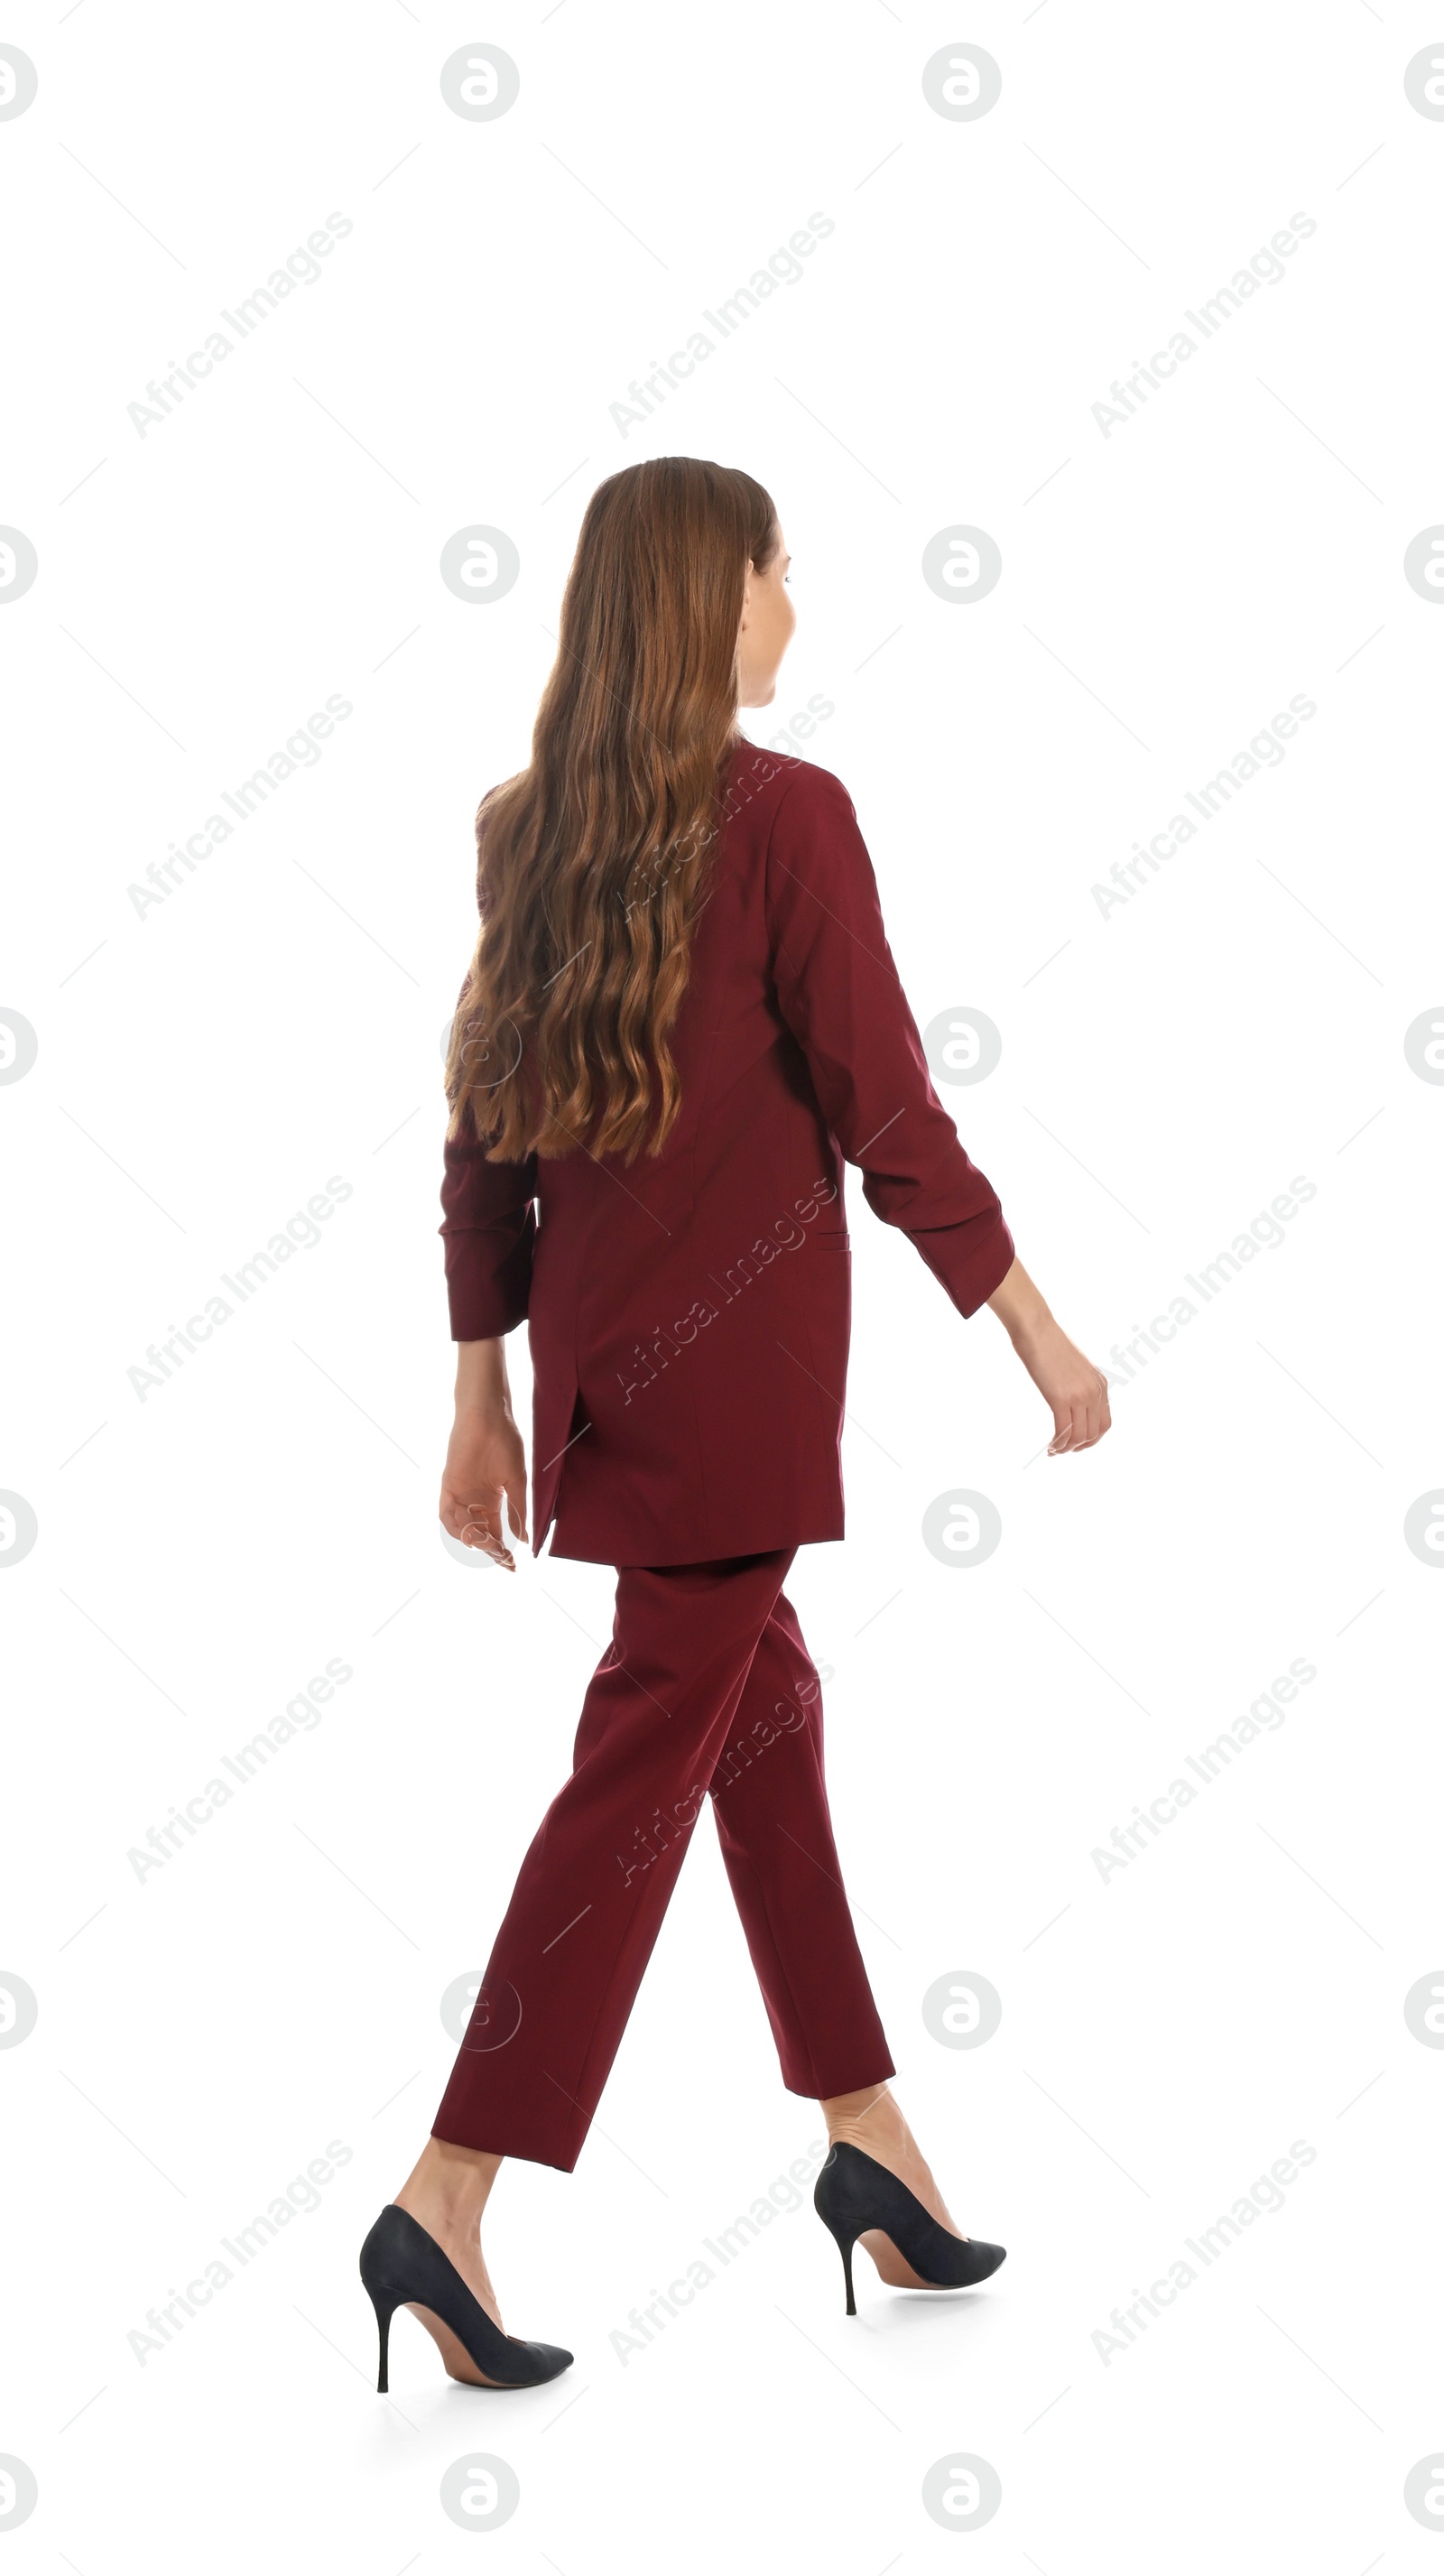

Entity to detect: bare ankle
[822,2081,900,2139]
[396,2136,503,2238]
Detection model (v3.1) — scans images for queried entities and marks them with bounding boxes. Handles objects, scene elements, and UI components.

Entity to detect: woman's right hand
[985,1256,1112,1453]
[440,1403,530,1571]
[1011,1315,1112,1454]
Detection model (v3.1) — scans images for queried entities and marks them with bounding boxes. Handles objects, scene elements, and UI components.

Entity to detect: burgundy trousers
[432,1548,895,2172]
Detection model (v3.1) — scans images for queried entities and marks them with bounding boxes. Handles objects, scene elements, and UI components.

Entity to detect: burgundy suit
[440,745,1014,1565]
[431,746,1014,2168]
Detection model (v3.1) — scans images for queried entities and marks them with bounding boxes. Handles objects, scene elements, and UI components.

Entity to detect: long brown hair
[444,457,779,1163]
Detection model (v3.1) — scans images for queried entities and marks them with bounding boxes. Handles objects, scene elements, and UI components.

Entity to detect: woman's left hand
[440,1403,530,1571]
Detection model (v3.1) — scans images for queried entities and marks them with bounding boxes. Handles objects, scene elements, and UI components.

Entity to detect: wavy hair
[444,457,779,1162]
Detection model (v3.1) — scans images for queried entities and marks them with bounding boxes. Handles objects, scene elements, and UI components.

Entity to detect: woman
[359,458,1111,2392]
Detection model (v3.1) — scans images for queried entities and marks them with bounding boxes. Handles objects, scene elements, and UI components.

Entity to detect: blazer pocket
[812,1231,851,1251]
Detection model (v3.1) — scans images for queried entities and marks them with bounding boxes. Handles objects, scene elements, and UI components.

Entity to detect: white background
[4,2,1443,2567]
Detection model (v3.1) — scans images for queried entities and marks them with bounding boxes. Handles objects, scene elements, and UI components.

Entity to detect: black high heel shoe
[358,2205,573,2391]
[814,2142,1006,2315]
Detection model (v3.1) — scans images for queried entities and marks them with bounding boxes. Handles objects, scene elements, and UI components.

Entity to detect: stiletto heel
[814,2142,1005,2314]
[358,2206,573,2391]
[814,2190,861,2315]
[366,2288,396,2393]
[838,2231,857,2317]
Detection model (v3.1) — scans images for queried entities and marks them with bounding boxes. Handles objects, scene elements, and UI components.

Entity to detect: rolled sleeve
[440,1126,538,1341]
[764,764,1014,1320]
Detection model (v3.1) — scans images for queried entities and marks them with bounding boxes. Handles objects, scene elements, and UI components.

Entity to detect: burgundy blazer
[440,744,1014,1566]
